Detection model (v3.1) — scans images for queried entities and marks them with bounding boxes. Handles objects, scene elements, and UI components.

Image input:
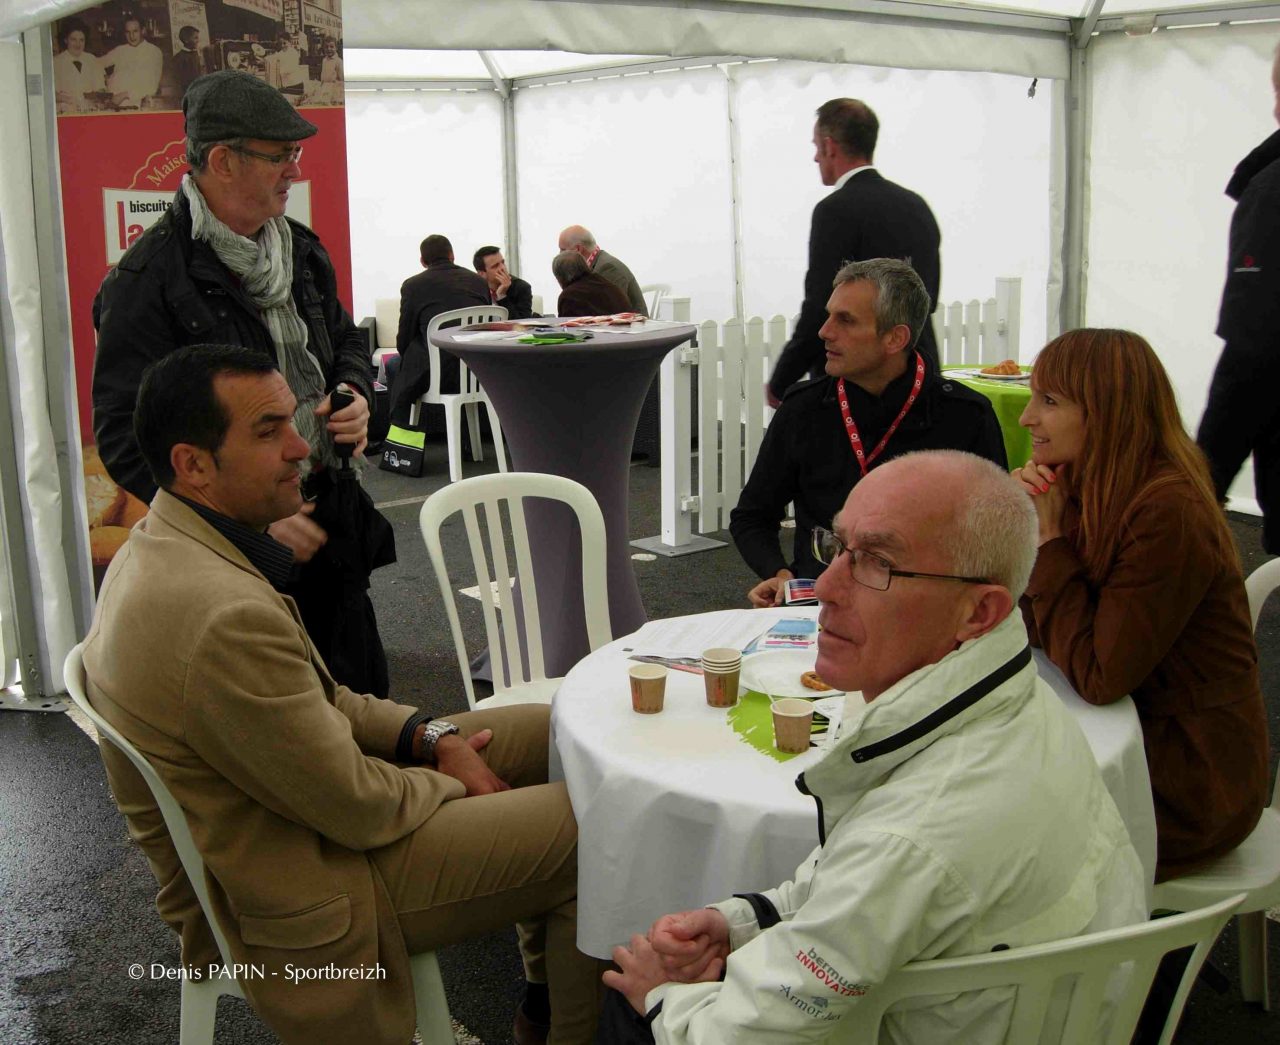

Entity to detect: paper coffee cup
[629,663,668,714]
[702,666,741,707]
[772,697,814,753]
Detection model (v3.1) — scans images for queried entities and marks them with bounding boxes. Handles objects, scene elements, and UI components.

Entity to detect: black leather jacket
[92,187,373,502]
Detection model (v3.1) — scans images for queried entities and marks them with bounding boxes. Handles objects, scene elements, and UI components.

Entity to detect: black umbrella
[289,386,397,698]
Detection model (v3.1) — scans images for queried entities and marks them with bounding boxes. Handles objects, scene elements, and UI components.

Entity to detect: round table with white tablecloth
[550,607,1157,959]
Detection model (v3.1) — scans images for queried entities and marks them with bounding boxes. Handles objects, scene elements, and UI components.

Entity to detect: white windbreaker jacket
[649,614,1147,1044]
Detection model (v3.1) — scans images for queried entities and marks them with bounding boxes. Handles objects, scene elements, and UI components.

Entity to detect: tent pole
[0,34,51,697]
[724,64,746,321]
[501,91,520,277]
[479,51,520,275]
[1062,1,1103,329]
[24,27,93,639]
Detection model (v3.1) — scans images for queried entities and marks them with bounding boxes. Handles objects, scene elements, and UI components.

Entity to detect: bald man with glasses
[92,70,390,698]
[599,450,1146,1045]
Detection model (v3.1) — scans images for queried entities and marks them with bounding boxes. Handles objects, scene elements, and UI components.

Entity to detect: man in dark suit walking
[388,234,489,424]
[473,244,537,319]
[768,98,941,404]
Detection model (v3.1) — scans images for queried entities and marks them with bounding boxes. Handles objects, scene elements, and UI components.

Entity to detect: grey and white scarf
[183,174,337,475]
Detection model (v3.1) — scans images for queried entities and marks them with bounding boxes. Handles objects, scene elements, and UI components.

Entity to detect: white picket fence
[633,278,1021,555]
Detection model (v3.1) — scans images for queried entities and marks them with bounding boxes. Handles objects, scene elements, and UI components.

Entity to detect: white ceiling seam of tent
[343,0,1071,80]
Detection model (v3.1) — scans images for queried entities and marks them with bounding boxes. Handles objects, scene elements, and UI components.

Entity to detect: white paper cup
[772,697,815,753]
[628,663,668,714]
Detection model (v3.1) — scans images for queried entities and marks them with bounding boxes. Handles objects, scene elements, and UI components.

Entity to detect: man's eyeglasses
[811,526,991,592]
[230,144,303,166]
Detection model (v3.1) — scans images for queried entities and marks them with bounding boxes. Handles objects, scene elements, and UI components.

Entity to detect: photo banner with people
[50,0,349,584]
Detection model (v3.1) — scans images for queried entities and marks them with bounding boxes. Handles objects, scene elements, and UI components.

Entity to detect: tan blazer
[83,491,463,1044]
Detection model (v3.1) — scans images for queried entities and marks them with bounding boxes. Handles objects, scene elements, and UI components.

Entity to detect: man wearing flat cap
[92,70,392,697]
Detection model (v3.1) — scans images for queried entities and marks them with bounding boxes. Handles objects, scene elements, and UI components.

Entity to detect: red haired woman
[1014,328,1269,882]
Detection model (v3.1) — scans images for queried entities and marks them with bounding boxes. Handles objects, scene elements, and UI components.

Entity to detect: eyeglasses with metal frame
[229,144,303,166]
[811,526,992,592]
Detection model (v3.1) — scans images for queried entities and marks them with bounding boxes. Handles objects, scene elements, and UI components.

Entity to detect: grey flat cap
[183,71,318,142]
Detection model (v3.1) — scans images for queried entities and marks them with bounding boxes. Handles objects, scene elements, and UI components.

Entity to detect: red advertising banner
[51,0,348,582]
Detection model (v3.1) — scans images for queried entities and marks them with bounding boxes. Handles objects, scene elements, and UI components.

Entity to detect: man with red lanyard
[730,258,1007,607]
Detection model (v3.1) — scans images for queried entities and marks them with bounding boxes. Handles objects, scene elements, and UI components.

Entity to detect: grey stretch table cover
[431,323,697,677]
[551,607,1157,958]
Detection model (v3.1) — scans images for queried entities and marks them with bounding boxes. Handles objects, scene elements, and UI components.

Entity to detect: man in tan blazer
[82,344,600,1045]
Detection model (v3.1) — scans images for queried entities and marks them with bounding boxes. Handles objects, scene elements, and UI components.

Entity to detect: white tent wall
[345,88,506,323]
[731,58,1055,345]
[1085,22,1278,513]
[0,34,81,697]
[513,67,737,320]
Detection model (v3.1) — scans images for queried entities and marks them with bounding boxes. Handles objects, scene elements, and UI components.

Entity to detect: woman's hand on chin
[1013,459,1057,496]
[1012,460,1068,545]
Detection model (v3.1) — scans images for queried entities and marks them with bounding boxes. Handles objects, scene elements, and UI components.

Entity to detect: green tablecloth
[942,366,1033,469]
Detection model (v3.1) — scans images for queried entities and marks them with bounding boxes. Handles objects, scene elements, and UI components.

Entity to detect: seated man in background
[557,224,648,315]
[388,233,489,425]
[83,344,602,1045]
[602,451,1147,1044]
[730,258,1006,608]
[553,249,630,317]
[474,244,538,318]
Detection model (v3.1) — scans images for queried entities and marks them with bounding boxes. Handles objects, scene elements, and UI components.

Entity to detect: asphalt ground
[2,432,1278,1043]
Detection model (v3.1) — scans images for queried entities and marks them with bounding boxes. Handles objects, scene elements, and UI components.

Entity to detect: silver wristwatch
[420,719,460,762]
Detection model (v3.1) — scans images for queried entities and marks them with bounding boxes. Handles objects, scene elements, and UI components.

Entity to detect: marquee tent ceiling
[7,0,1280,82]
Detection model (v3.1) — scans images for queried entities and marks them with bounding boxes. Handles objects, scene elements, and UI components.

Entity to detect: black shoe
[512,1002,550,1045]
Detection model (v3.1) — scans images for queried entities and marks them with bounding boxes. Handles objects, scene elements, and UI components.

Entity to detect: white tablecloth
[551,608,1156,959]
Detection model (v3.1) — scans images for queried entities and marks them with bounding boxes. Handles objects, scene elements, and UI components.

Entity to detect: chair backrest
[640,283,671,319]
[530,294,544,316]
[423,306,507,403]
[1243,557,1280,808]
[418,472,612,707]
[374,297,400,350]
[63,643,241,972]
[838,893,1243,1045]
[1245,556,1280,632]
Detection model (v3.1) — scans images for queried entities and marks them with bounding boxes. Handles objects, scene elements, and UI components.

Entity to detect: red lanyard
[585,247,601,267]
[837,352,926,477]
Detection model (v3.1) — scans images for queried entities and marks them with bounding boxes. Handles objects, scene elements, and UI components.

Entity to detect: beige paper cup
[772,697,815,753]
[702,666,741,707]
[629,664,668,714]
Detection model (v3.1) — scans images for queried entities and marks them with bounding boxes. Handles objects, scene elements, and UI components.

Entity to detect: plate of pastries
[950,359,1030,382]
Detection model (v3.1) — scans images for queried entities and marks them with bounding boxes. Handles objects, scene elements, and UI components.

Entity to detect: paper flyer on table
[742,618,818,653]
[625,611,769,661]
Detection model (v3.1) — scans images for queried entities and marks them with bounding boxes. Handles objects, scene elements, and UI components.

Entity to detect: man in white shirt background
[104,17,163,109]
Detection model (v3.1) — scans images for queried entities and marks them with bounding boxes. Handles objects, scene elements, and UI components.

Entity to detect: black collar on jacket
[171,493,296,590]
[1228,128,1280,201]
[819,355,940,430]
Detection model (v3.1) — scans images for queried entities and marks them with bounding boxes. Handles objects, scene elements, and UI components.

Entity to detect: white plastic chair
[63,644,454,1045]
[409,305,510,483]
[839,894,1243,1045]
[1150,555,1280,1009]
[419,472,612,710]
[372,296,400,381]
[639,283,670,319]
